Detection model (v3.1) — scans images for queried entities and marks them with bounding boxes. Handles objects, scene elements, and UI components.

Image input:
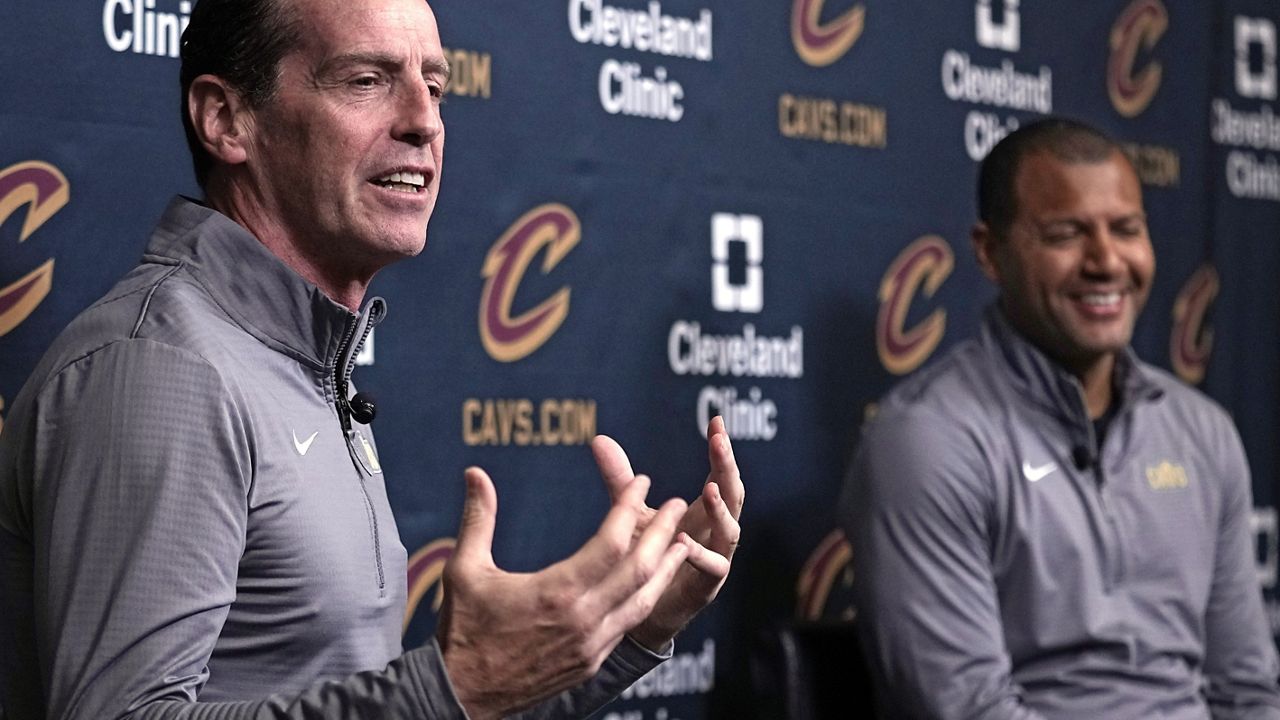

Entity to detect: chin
[1069,335,1131,358]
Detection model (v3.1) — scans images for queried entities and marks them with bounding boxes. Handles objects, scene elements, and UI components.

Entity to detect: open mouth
[1078,291,1121,307]
[1069,289,1128,319]
[371,170,427,194]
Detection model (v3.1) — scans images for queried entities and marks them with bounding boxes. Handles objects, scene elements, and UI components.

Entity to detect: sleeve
[839,408,1046,720]
[506,636,669,720]
[1201,415,1280,719]
[21,338,653,720]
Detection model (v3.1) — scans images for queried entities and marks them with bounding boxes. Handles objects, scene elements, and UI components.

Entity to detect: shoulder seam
[129,263,186,340]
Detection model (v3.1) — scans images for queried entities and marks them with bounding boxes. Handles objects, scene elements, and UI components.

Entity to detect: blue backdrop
[3,1,1280,717]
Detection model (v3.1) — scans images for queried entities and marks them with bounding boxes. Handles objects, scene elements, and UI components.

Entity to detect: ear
[971,221,1001,283]
[187,75,253,169]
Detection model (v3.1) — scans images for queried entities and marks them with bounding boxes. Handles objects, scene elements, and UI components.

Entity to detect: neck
[204,178,370,312]
[1069,353,1115,420]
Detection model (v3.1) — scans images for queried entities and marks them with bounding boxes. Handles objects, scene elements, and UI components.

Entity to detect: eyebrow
[1038,212,1147,227]
[320,52,452,83]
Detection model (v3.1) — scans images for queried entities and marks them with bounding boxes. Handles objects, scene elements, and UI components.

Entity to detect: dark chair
[750,620,877,719]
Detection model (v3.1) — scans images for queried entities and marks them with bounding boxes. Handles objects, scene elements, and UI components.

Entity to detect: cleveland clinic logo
[711,213,763,314]
[102,0,191,58]
[1211,17,1280,202]
[941,2,1051,160]
[1236,16,1278,100]
[975,0,1019,52]
[479,204,580,362]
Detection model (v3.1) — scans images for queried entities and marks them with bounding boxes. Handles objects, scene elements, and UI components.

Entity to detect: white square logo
[711,213,763,313]
[1236,16,1277,100]
[976,0,1020,52]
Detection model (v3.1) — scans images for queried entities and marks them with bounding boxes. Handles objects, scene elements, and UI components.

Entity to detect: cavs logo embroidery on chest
[1146,461,1189,491]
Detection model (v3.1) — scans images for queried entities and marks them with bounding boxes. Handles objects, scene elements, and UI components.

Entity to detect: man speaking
[0,0,744,717]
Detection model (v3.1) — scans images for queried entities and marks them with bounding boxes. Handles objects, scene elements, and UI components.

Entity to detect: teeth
[377,171,425,187]
[1080,292,1120,306]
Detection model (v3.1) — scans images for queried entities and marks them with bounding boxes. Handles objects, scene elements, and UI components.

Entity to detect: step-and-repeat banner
[3,1,1280,717]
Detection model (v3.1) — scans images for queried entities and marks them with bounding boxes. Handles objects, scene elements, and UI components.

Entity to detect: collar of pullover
[141,196,384,372]
[981,304,1163,429]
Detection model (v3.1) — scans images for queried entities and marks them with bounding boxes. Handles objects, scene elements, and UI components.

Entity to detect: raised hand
[592,415,744,651]
[437,466,691,720]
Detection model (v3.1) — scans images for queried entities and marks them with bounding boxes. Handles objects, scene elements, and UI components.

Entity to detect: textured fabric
[842,306,1280,720]
[0,197,665,719]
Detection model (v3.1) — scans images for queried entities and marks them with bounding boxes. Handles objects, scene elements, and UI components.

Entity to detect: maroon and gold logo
[1171,264,1219,385]
[1107,0,1167,118]
[0,161,68,337]
[791,0,865,68]
[877,235,953,376]
[479,204,580,363]
[403,537,456,632]
[797,528,854,620]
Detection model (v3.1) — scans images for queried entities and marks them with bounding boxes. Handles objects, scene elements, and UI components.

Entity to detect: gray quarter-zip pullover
[0,197,663,719]
[843,306,1280,720]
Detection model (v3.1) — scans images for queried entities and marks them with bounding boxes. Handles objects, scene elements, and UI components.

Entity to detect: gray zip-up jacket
[842,307,1280,720]
[0,197,663,719]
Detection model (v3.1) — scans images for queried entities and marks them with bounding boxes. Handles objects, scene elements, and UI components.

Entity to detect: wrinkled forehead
[287,0,443,60]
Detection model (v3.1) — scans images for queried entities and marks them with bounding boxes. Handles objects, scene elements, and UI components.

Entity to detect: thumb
[591,434,635,502]
[454,466,498,568]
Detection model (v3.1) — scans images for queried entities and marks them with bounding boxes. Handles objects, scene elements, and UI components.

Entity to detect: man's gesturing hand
[437,466,690,720]
[593,415,744,651]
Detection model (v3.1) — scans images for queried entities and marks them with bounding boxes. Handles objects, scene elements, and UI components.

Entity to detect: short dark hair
[977,117,1127,239]
[179,0,300,188]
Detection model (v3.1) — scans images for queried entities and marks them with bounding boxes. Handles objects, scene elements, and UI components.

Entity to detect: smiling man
[842,118,1280,719]
[0,0,743,717]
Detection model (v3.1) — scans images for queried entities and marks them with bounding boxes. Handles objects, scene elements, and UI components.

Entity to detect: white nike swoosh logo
[1022,461,1058,482]
[293,430,319,456]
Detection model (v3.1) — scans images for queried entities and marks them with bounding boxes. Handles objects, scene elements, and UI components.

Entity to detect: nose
[393,76,443,147]
[1081,228,1123,277]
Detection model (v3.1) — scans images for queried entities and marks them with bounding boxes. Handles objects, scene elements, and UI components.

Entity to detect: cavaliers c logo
[1107,0,1167,118]
[0,161,68,337]
[479,204,580,363]
[797,528,854,621]
[791,0,865,68]
[403,537,456,632]
[877,235,954,376]
[1170,264,1218,385]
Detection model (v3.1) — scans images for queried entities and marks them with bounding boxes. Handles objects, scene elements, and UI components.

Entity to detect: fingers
[677,416,743,542]
[592,435,658,536]
[699,481,741,562]
[574,473,653,578]
[453,466,498,569]
[591,434,635,502]
[590,495,687,611]
[706,416,745,520]
[595,500,691,637]
[680,532,731,579]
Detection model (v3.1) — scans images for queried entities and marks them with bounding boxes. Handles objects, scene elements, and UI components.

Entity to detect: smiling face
[975,150,1155,373]
[237,0,448,280]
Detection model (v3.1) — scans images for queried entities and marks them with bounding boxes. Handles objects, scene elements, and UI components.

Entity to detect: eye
[1113,219,1146,237]
[1043,225,1080,244]
[350,73,383,89]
